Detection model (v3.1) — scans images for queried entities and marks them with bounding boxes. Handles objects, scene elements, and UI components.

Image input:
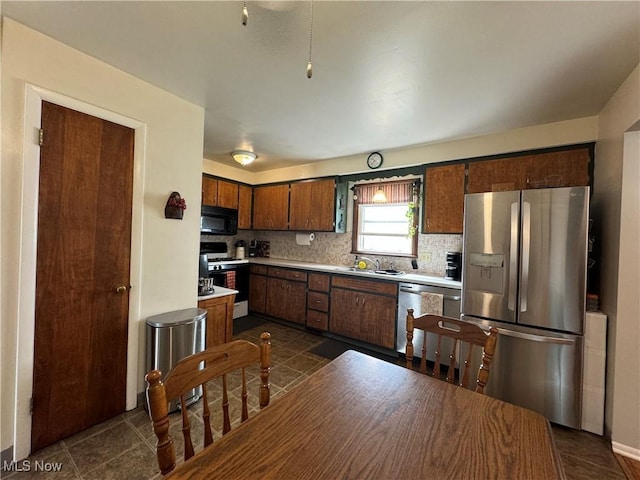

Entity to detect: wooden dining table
[166,350,565,479]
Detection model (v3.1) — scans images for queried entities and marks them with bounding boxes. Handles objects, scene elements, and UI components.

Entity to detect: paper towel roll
[295,232,315,245]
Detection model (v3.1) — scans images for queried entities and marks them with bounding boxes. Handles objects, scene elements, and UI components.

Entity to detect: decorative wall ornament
[165,191,187,219]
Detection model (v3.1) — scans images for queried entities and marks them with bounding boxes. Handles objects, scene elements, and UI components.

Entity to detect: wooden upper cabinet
[289,179,336,231]
[522,148,590,189]
[253,184,290,230]
[202,175,218,206]
[424,163,466,234]
[238,185,253,229]
[467,157,523,194]
[467,147,591,194]
[217,180,239,209]
[202,176,239,208]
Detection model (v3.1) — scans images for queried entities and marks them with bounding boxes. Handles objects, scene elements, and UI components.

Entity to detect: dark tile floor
[1,319,629,480]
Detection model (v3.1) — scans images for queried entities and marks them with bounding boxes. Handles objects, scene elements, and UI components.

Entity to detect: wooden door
[424,164,466,233]
[32,102,134,451]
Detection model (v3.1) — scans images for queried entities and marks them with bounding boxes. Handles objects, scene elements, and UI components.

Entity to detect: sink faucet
[356,256,380,270]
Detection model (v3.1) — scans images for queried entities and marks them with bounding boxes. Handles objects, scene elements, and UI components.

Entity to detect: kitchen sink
[374,269,405,276]
[334,266,374,273]
[333,266,405,276]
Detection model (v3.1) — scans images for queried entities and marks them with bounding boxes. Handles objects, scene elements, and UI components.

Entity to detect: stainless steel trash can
[145,308,207,413]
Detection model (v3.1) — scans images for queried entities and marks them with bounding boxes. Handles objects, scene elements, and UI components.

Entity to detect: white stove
[205,255,249,271]
[200,242,249,318]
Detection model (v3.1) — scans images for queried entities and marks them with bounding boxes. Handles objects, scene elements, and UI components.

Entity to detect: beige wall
[593,63,640,454]
[205,116,598,184]
[1,18,205,457]
[613,129,639,455]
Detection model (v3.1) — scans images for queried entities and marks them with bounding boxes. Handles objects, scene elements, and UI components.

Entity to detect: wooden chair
[145,332,271,475]
[405,309,498,394]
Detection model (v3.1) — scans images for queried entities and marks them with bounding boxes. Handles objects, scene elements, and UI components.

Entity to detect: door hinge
[38,128,44,147]
[30,397,34,415]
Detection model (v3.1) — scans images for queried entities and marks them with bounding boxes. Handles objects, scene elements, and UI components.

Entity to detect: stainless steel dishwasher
[397,282,461,362]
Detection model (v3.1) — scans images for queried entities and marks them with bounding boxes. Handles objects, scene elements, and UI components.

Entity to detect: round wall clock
[367,152,383,169]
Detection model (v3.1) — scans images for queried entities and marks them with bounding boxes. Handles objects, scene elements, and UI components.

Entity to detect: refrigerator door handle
[494,327,575,345]
[508,202,519,311]
[520,201,531,312]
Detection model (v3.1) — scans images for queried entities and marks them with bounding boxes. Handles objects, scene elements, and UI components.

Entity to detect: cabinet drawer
[331,276,398,296]
[308,273,330,292]
[306,310,328,331]
[285,270,307,282]
[267,267,287,278]
[268,267,307,282]
[307,291,329,312]
[250,264,268,275]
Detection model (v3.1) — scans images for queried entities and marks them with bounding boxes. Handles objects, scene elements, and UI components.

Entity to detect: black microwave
[200,206,238,235]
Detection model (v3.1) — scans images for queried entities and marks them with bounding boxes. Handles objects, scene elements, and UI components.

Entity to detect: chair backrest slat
[241,368,249,422]
[201,387,213,447]
[405,309,498,394]
[221,374,231,434]
[146,332,271,475]
[445,338,458,384]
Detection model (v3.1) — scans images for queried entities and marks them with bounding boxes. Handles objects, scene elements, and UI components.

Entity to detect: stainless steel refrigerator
[461,186,589,428]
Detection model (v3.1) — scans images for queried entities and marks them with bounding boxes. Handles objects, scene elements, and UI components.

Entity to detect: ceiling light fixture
[372,187,387,203]
[231,150,257,166]
[241,0,248,25]
[306,0,313,78]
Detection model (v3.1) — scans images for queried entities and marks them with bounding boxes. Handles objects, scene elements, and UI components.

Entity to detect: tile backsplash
[203,231,462,277]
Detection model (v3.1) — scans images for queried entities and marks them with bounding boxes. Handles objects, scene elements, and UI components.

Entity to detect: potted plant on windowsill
[406,201,418,237]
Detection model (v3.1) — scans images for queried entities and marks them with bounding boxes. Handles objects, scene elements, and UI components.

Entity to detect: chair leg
[145,370,176,475]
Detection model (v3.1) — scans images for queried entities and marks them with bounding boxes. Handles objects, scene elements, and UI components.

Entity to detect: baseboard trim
[612,441,640,461]
[1,445,14,463]
[137,391,146,408]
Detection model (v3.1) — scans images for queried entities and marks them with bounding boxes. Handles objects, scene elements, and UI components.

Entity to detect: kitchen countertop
[197,286,238,301]
[248,258,462,290]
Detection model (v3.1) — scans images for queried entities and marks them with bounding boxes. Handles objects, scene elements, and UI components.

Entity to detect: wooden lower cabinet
[265,267,307,325]
[248,265,398,349]
[197,294,235,348]
[330,277,397,350]
[306,273,330,331]
[249,273,267,314]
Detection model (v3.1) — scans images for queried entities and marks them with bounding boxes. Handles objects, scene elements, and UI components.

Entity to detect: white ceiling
[3,1,639,171]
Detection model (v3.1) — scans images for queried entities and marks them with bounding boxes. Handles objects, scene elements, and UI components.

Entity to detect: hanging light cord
[242,0,248,26]
[306,0,313,78]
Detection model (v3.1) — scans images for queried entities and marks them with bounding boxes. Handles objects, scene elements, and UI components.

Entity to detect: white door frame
[14,84,146,460]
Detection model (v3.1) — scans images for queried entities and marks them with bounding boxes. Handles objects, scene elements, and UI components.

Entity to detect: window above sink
[352,180,419,257]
